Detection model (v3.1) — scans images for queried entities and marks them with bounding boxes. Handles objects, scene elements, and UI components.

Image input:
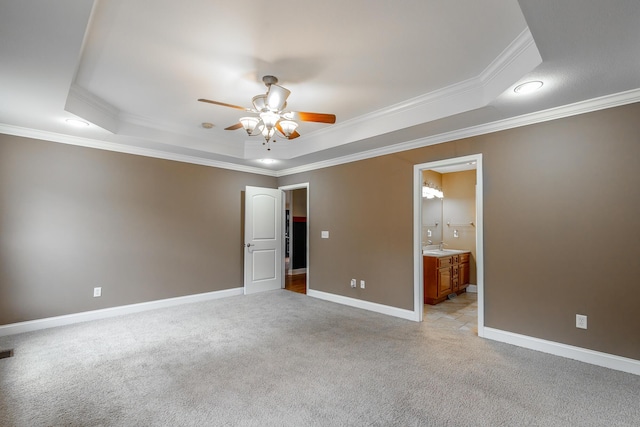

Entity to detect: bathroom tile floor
[424,291,478,335]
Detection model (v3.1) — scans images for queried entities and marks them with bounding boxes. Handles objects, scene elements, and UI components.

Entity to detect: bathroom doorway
[280,183,309,294]
[413,155,484,336]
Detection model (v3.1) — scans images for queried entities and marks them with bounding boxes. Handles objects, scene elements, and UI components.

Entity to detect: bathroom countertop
[422,249,469,257]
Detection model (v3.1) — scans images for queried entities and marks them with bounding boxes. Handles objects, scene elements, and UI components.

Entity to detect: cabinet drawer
[452,255,459,264]
[459,253,470,263]
[437,257,452,268]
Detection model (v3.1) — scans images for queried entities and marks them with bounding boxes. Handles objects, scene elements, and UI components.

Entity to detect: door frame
[278,182,310,292]
[413,154,484,336]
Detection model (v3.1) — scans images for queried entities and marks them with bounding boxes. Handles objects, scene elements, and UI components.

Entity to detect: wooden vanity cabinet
[459,253,470,288]
[424,252,471,305]
[451,255,460,292]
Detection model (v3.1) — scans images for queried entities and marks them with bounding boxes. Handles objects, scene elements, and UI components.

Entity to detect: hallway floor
[284,273,306,294]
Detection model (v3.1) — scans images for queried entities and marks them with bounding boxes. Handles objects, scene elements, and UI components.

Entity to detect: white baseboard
[466,284,477,293]
[0,287,244,337]
[287,268,307,275]
[307,289,418,321]
[484,327,640,376]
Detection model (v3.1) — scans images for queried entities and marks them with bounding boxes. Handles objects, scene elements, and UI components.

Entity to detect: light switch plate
[321,231,329,238]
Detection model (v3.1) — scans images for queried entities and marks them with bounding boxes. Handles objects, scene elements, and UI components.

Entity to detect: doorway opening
[280,183,309,295]
[413,155,484,336]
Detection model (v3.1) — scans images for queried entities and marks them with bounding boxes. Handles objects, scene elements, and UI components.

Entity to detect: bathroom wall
[442,170,477,284]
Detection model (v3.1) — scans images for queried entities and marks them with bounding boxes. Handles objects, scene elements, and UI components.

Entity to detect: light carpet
[1,290,638,426]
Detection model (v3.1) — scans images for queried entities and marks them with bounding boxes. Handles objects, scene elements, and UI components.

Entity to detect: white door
[244,186,284,294]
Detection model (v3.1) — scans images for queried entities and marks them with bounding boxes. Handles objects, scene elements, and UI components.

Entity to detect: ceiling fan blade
[225,122,243,131]
[288,130,301,139]
[198,98,250,111]
[295,111,336,124]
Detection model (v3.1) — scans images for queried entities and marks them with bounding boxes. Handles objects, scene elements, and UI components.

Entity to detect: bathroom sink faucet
[439,241,447,251]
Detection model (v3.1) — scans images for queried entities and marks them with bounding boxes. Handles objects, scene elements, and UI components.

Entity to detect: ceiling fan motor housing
[262,75,278,87]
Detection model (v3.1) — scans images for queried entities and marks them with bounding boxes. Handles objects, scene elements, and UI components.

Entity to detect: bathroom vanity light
[422,183,443,199]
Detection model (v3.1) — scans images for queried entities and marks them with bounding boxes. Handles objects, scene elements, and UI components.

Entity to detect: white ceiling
[1,0,640,175]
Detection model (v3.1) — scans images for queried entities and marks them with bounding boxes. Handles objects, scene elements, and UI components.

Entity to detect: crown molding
[64,83,120,133]
[286,28,541,159]
[59,29,540,163]
[312,30,538,137]
[0,124,277,177]
[275,88,640,177]
[480,28,538,87]
[3,89,639,179]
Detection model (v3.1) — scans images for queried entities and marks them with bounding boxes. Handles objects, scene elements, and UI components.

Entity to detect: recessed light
[259,159,275,164]
[201,122,214,129]
[514,81,543,94]
[65,118,89,127]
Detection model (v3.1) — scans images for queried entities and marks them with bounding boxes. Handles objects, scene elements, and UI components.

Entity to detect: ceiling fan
[198,75,336,149]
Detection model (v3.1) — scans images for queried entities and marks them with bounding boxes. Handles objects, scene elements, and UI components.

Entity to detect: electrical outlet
[576,314,587,329]
[93,287,102,297]
[350,279,356,288]
[360,280,365,289]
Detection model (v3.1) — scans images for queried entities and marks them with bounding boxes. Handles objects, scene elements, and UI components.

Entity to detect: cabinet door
[460,262,470,286]
[437,267,452,297]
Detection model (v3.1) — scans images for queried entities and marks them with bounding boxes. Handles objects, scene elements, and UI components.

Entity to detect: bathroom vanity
[423,250,471,305]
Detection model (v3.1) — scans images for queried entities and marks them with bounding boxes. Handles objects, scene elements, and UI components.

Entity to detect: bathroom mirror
[422,196,443,245]
[422,170,443,247]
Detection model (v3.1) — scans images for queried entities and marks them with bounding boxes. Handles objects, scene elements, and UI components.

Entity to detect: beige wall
[0,134,276,325]
[2,102,640,361]
[280,102,640,360]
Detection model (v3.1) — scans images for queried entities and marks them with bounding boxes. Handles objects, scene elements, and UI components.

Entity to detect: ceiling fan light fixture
[266,84,291,111]
[252,95,267,111]
[199,76,336,150]
[260,125,276,140]
[260,111,280,130]
[279,120,298,137]
[239,117,259,135]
